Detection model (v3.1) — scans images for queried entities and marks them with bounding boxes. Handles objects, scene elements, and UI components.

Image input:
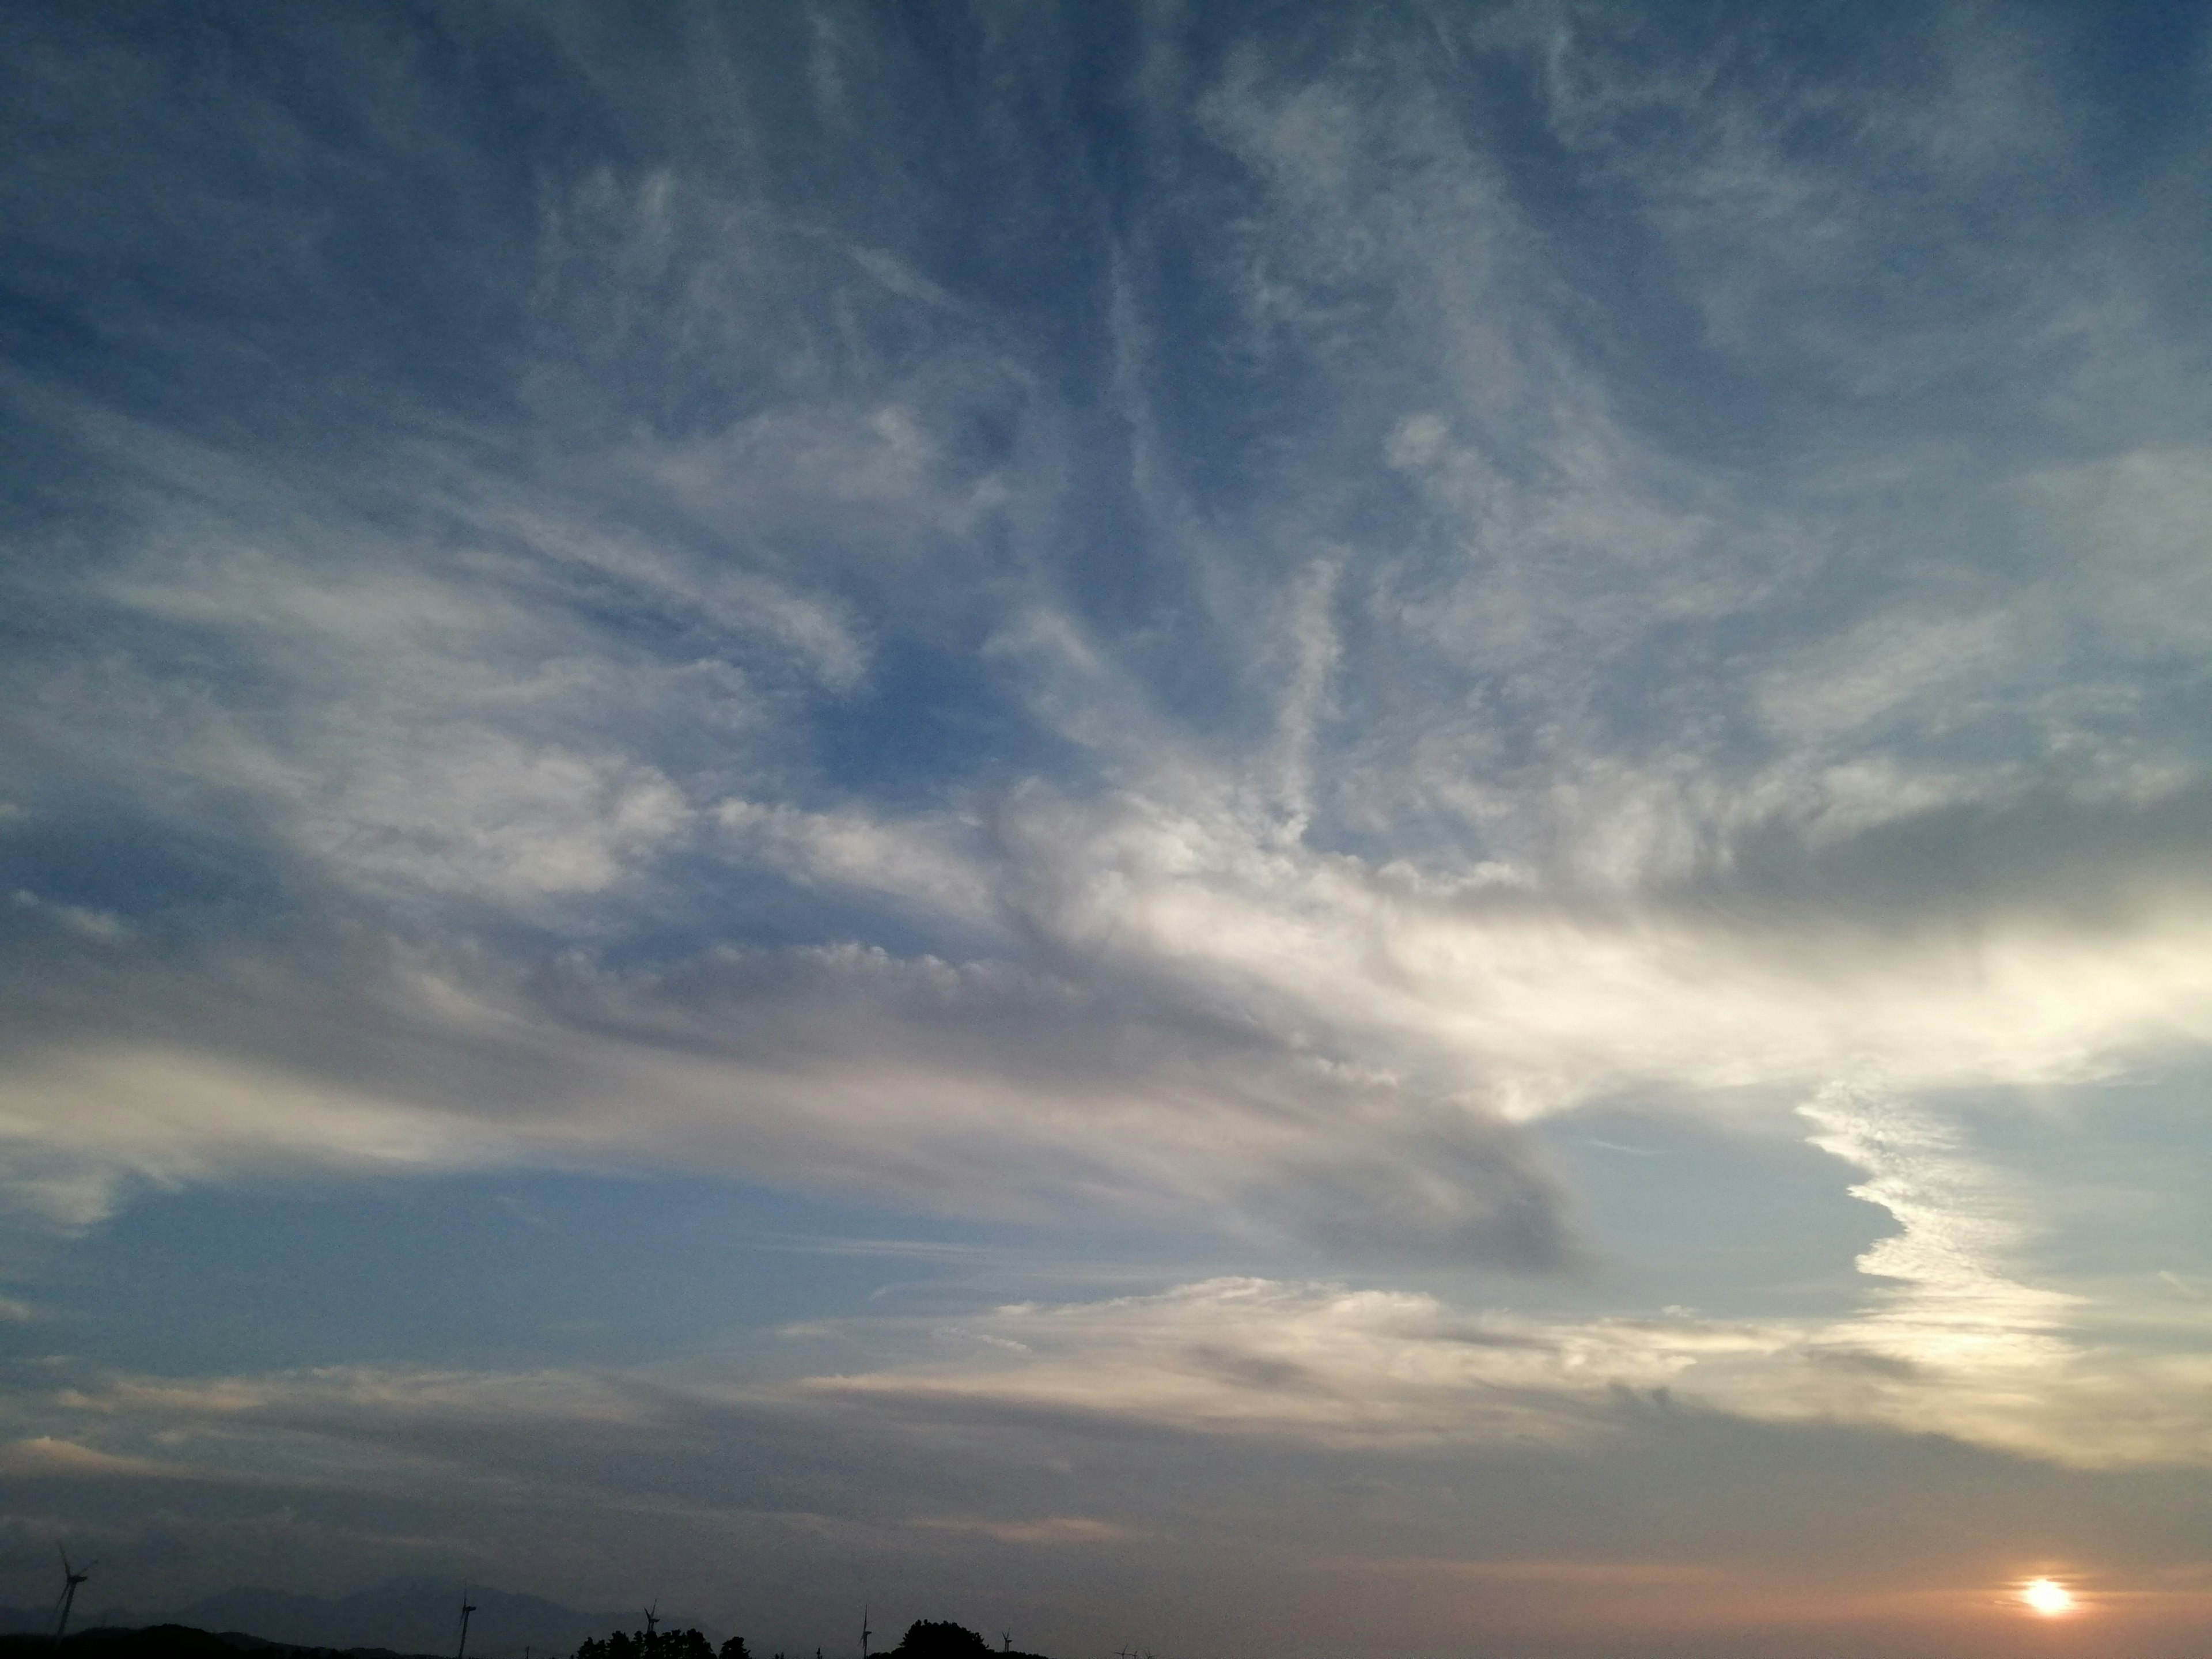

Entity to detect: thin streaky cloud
[3,3,2211,1651]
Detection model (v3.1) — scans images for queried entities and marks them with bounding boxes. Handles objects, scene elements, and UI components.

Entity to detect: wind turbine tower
[455,1589,478,1659]
[860,1605,871,1659]
[54,1548,93,1642]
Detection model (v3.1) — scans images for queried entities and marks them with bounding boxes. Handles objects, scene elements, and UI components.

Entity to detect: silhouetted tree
[719,1639,751,1659]
[889,1623,993,1659]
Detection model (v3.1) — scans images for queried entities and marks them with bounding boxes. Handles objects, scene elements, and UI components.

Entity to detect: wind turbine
[645,1604,661,1649]
[859,1605,870,1659]
[999,1634,1012,1654]
[54,1547,93,1642]
[455,1588,478,1659]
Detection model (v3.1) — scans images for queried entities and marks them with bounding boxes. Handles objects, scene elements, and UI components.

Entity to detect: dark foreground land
[2,1620,1054,1659]
[1,1630,440,1659]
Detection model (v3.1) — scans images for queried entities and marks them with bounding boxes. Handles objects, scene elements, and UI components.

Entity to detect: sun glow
[2021,1578,2075,1616]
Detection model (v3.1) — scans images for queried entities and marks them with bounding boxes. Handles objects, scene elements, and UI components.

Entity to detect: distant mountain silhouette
[71,1584,668,1658]
[0,1624,438,1659]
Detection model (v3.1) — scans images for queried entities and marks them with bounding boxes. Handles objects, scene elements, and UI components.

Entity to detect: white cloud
[12,889,130,944]
[0,1436,193,1480]
[0,1046,516,1227]
[712,800,997,923]
[6,714,2212,1252]
[906,1516,1138,1546]
[805,1224,2212,1470]
[2,0,2210,1336]
[40,1164,2210,1478]
[805,1277,1747,1449]
[300,733,692,904]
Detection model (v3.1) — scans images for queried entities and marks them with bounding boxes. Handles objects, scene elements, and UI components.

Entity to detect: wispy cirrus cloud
[7,2,2211,1257]
[4,12,2212,1635]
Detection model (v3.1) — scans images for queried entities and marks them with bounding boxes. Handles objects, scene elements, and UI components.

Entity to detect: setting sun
[2022,1579,2076,1616]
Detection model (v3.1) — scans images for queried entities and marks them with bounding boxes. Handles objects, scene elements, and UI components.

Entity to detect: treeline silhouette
[576,1620,1050,1659]
[574,1631,741,1659]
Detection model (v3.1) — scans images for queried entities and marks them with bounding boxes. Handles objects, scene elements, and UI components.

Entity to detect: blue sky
[5,3,2212,1655]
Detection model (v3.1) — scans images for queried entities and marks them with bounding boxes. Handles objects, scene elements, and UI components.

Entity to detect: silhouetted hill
[0,1626,438,1659]
[126,1584,655,1658]
[0,1603,1052,1659]
[2,1627,234,1659]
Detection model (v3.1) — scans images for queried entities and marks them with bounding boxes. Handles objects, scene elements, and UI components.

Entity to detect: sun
[2021,1578,2075,1616]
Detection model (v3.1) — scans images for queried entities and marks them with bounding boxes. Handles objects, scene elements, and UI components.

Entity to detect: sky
[3,2,2211,1655]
